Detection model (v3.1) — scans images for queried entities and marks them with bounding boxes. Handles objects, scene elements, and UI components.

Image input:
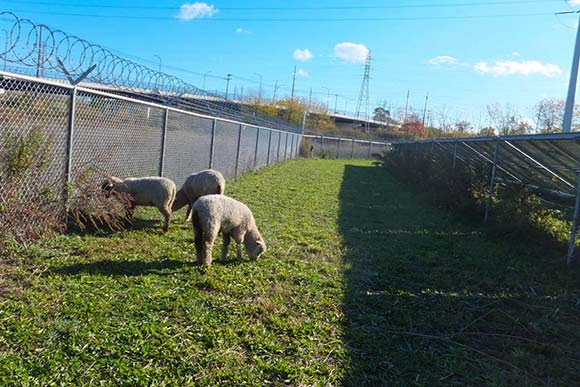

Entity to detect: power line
[0,0,556,11]
[0,9,562,22]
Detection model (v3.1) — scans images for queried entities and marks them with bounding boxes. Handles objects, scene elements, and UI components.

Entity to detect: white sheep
[191,195,266,266]
[172,169,225,222]
[102,176,176,232]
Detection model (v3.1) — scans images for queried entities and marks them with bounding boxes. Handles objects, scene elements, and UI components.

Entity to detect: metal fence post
[209,119,217,169]
[234,124,243,178]
[289,134,294,159]
[159,108,169,177]
[277,131,282,162]
[452,140,458,171]
[367,141,372,159]
[65,86,77,187]
[320,135,324,156]
[266,130,272,165]
[484,140,500,224]
[253,127,260,169]
[286,132,290,160]
[351,139,355,159]
[337,138,341,159]
[567,169,580,265]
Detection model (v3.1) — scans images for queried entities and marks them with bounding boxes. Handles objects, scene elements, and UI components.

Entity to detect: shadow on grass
[67,218,163,238]
[53,259,188,277]
[338,164,580,386]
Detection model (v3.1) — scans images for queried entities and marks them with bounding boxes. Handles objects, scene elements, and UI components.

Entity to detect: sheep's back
[124,177,176,207]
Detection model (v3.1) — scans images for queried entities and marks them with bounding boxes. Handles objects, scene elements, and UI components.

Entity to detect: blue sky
[2,0,580,125]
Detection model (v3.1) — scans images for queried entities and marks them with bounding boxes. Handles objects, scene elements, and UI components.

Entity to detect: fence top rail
[391,132,580,145]
[302,134,387,145]
[0,70,299,136]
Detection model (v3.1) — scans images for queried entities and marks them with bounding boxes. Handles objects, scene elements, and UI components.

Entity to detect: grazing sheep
[172,169,225,222]
[191,195,266,266]
[102,176,176,232]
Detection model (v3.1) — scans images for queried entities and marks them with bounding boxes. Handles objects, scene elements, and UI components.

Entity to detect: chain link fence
[302,134,388,159]
[0,72,302,218]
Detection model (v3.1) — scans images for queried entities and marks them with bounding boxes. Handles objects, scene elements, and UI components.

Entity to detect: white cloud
[428,55,459,65]
[511,52,521,57]
[568,0,580,5]
[235,27,249,34]
[296,68,309,77]
[333,42,369,63]
[293,49,313,61]
[177,2,218,21]
[474,60,562,77]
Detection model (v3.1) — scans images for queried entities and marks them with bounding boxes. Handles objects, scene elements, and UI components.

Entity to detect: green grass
[1,159,580,386]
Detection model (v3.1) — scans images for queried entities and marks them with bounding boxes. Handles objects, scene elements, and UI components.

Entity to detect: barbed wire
[0,11,302,132]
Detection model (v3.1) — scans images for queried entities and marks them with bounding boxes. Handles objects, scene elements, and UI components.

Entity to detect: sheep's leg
[160,207,171,233]
[221,233,231,261]
[236,243,243,260]
[194,230,203,262]
[184,204,192,223]
[201,236,215,267]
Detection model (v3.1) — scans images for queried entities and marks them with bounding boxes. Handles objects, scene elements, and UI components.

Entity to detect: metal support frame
[234,124,243,178]
[563,13,580,133]
[337,138,341,159]
[253,127,260,168]
[159,108,169,177]
[266,130,272,165]
[367,141,372,159]
[351,139,355,159]
[208,119,217,169]
[484,141,500,224]
[567,169,580,265]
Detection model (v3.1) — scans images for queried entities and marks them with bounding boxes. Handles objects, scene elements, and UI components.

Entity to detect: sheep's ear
[257,240,266,251]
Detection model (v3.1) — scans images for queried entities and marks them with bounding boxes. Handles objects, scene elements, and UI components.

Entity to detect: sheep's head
[101,177,122,197]
[245,232,266,260]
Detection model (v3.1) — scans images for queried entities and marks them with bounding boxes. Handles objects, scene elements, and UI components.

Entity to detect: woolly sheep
[102,176,176,232]
[172,169,225,222]
[191,195,266,266]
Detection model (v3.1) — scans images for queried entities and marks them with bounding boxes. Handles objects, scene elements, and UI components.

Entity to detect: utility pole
[273,80,280,103]
[355,52,372,132]
[153,55,162,72]
[334,94,339,114]
[422,92,429,127]
[290,65,297,103]
[233,84,237,100]
[308,88,312,110]
[225,73,232,100]
[403,89,410,124]
[240,86,244,101]
[563,12,580,133]
[254,73,263,102]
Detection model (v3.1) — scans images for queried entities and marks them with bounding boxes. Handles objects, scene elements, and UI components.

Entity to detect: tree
[373,107,391,123]
[534,98,564,134]
[486,103,528,136]
[454,120,473,134]
[401,121,428,140]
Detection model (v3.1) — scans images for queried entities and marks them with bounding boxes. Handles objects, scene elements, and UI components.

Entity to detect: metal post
[266,130,272,165]
[351,139,355,159]
[320,135,324,156]
[563,14,580,133]
[285,132,289,160]
[367,141,372,159]
[337,138,341,159]
[65,86,77,185]
[290,134,295,159]
[452,140,458,171]
[234,124,243,178]
[277,131,282,162]
[253,127,260,168]
[208,119,217,169]
[484,141,500,224]
[36,25,43,78]
[159,108,169,177]
[567,169,580,265]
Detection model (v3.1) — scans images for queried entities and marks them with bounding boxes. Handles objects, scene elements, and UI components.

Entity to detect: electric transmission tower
[355,52,372,131]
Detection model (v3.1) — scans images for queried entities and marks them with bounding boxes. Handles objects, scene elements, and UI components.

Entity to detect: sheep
[171,169,225,222]
[191,195,266,267]
[102,176,176,232]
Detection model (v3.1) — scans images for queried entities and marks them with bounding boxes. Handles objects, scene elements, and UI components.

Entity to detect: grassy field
[1,159,580,386]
